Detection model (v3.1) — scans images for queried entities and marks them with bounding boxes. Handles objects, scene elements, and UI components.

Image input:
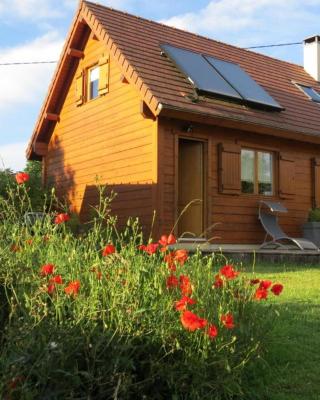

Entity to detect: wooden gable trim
[26,1,89,160]
[81,3,161,116]
[27,1,161,160]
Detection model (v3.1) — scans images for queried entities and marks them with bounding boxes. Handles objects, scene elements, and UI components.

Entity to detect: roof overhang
[159,104,320,145]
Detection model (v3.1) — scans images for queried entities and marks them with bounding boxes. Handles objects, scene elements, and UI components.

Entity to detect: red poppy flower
[96,271,102,280]
[64,280,80,296]
[159,233,176,246]
[40,264,55,276]
[159,234,177,251]
[8,375,25,390]
[102,244,116,256]
[164,252,176,272]
[140,243,159,255]
[166,274,179,289]
[15,172,30,184]
[54,213,70,224]
[250,278,260,285]
[179,275,192,295]
[221,313,235,329]
[220,265,239,280]
[213,274,223,288]
[174,295,196,311]
[207,324,218,339]
[10,244,21,252]
[50,275,63,285]
[254,287,268,300]
[271,283,284,296]
[174,249,189,265]
[181,310,207,331]
[259,280,272,290]
[47,283,56,294]
[26,239,33,245]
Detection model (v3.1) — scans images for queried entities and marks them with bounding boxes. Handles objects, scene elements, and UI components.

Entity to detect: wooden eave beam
[45,112,60,122]
[140,101,156,120]
[67,47,85,58]
[33,141,48,157]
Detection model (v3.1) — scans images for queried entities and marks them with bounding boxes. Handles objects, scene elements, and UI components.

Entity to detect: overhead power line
[0,60,58,66]
[0,41,303,66]
[244,41,302,49]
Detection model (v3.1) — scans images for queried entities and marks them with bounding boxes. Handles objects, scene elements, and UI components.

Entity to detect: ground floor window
[241,148,274,195]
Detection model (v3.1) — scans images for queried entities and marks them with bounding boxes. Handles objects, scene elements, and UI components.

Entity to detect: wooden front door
[178,138,205,237]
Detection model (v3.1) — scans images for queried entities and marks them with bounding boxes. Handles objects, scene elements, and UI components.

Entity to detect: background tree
[0,161,46,211]
[24,160,45,210]
[0,168,15,199]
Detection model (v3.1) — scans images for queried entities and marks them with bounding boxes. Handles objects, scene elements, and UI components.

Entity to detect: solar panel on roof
[160,44,242,100]
[296,84,320,103]
[161,43,283,112]
[204,55,283,111]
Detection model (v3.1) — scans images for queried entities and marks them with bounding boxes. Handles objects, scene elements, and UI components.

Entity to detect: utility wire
[0,60,57,66]
[0,41,303,66]
[244,41,302,49]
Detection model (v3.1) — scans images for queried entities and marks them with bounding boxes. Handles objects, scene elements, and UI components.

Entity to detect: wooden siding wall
[45,35,158,233]
[159,117,320,244]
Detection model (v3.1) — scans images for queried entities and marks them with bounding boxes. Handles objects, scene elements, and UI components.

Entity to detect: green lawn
[244,263,320,400]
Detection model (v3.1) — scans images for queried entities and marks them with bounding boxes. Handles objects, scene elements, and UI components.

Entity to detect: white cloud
[161,0,320,48]
[0,0,63,20]
[0,141,27,172]
[0,31,64,109]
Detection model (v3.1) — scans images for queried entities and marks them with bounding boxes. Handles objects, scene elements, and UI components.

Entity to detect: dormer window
[75,57,109,106]
[295,83,320,103]
[88,66,100,100]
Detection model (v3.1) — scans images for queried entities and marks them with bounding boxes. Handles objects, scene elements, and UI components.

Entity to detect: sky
[1,0,320,171]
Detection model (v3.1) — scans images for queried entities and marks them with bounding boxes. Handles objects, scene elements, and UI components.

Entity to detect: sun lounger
[258,200,318,250]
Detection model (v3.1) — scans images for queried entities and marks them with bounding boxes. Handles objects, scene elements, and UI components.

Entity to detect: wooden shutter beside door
[75,72,84,106]
[218,143,241,195]
[279,154,295,199]
[98,56,109,95]
[312,158,320,208]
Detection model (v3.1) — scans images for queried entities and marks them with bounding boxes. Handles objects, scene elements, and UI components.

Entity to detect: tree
[0,168,15,199]
[24,160,46,211]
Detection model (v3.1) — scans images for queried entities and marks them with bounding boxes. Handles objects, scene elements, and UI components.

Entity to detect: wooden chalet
[27,1,320,244]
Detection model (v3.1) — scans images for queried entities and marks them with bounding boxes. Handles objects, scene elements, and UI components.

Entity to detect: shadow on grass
[245,301,320,400]
[0,320,176,400]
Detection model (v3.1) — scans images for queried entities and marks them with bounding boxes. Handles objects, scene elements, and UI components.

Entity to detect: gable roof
[27,1,320,159]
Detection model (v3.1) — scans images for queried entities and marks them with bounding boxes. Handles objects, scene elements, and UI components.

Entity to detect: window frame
[86,64,100,102]
[293,81,320,103]
[240,147,276,196]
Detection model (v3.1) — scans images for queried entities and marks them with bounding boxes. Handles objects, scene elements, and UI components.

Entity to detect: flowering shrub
[0,177,284,399]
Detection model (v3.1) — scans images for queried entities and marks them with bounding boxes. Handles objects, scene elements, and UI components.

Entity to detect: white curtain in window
[90,67,99,82]
[258,152,272,183]
[241,150,254,181]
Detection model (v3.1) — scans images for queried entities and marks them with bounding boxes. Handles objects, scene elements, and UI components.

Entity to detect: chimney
[304,35,320,81]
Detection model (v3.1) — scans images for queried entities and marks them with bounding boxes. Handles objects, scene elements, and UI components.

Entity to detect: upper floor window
[88,66,99,100]
[295,83,320,103]
[241,149,274,195]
